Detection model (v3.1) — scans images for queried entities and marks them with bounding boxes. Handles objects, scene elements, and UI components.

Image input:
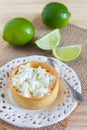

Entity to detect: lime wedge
[52,45,82,61]
[35,29,60,50]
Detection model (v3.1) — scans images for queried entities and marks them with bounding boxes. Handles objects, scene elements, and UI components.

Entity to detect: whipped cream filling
[12,63,56,97]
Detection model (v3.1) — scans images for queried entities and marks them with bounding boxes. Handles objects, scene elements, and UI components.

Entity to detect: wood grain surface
[0,1,87,130]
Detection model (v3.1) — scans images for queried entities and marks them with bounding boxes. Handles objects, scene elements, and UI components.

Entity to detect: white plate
[0,55,81,128]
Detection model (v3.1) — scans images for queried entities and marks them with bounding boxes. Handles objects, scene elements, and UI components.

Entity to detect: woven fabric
[0,23,87,130]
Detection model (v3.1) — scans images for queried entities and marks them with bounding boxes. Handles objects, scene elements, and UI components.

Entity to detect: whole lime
[3,17,35,46]
[42,2,71,28]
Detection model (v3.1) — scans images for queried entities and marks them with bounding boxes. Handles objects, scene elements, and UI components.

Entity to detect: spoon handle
[64,79,84,102]
[47,57,84,103]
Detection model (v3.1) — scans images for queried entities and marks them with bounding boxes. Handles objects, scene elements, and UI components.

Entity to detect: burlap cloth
[0,16,87,130]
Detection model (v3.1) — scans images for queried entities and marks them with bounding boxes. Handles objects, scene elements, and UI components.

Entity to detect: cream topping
[12,63,56,97]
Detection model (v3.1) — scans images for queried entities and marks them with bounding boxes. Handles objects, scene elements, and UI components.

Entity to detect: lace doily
[0,55,81,128]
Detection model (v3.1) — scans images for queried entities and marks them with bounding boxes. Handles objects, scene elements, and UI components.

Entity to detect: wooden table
[0,0,87,130]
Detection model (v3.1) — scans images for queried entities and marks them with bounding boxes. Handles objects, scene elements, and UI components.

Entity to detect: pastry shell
[8,61,59,109]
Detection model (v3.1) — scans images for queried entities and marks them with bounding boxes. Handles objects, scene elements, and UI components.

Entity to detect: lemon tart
[8,61,59,109]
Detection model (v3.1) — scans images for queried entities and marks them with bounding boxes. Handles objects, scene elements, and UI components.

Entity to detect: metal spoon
[46,57,84,103]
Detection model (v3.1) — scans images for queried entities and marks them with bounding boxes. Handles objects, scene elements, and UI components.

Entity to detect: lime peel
[35,29,61,50]
[42,2,71,28]
[52,44,82,62]
[3,17,35,47]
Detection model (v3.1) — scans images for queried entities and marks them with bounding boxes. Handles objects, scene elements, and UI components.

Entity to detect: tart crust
[8,61,59,109]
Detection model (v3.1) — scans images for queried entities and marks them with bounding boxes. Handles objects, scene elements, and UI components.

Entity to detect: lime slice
[52,45,82,61]
[35,29,60,50]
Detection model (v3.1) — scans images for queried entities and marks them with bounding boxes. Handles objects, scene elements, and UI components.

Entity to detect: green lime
[3,17,35,46]
[52,45,82,61]
[35,29,60,50]
[42,2,71,28]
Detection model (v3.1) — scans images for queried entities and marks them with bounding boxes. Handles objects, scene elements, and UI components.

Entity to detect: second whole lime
[42,2,71,28]
[3,17,35,46]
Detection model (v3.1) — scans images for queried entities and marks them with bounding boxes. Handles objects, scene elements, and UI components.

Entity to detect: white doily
[0,55,81,128]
